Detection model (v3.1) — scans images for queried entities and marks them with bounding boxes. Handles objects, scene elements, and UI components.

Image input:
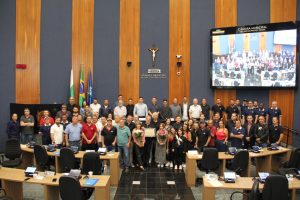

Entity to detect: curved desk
[20,145,120,186]
[0,167,110,200]
[185,147,291,186]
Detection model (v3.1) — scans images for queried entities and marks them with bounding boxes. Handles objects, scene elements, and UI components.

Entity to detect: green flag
[70,68,74,98]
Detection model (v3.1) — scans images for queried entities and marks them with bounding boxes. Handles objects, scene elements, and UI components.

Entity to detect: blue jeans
[118,146,129,168]
[21,134,33,144]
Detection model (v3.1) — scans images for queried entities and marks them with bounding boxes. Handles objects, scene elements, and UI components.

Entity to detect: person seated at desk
[269,116,284,145]
[50,116,64,148]
[195,121,211,152]
[254,116,269,147]
[81,116,98,151]
[230,120,245,149]
[39,117,52,145]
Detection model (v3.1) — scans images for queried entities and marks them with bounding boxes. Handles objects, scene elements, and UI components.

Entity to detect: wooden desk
[20,145,120,186]
[203,176,300,200]
[185,147,291,187]
[0,167,110,200]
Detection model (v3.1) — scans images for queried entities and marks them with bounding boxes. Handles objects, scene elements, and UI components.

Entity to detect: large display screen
[211,21,299,88]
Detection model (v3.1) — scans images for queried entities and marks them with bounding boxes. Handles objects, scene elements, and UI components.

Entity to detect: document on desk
[83,178,99,186]
[208,180,223,187]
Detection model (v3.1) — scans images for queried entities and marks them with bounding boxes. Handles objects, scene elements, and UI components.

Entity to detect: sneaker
[174,165,178,170]
[140,166,145,171]
[130,163,135,168]
[182,164,186,168]
[104,164,107,171]
[125,167,129,173]
[179,165,183,170]
[157,163,160,168]
[165,162,170,167]
[170,163,173,168]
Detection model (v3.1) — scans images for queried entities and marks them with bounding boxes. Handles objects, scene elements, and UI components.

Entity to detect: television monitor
[211,21,299,88]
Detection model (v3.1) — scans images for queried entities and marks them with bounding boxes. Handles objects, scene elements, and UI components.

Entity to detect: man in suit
[180,96,190,122]
[243,115,256,149]
[100,99,113,118]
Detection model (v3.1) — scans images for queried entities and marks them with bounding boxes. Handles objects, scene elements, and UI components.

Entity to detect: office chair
[262,175,289,200]
[2,139,22,168]
[227,150,249,176]
[82,152,103,175]
[278,148,300,176]
[230,179,260,200]
[59,176,90,200]
[59,148,77,173]
[33,145,50,171]
[196,148,219,185]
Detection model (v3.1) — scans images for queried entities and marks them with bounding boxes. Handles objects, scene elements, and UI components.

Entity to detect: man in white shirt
[189,98,202,121]
[180,96,190,121]
[92,115,106,146]
[114,100,127,118]
[133,97,148,118]
[50,117,64,147]
[90,98,101,114]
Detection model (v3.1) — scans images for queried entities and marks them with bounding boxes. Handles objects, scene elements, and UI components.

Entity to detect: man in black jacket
[254,116,269,147]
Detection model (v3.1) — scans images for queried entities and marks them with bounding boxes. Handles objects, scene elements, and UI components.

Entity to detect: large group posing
[6,95,284,172]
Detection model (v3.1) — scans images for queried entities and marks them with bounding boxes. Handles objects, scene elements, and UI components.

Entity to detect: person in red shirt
[81,116,98,151]
[39,110,54,125]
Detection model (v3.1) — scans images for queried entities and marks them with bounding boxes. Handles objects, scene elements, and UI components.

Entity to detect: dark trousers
[144,137,155,165]
[167,142,174,163]
[134,144,144,166]
[81,143,98,151]
[174,147,184,166]
[42,134,51,145]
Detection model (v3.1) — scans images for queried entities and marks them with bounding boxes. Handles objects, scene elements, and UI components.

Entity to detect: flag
[69,68,74,98]
[87,70,93,105]
[79,67,85,107]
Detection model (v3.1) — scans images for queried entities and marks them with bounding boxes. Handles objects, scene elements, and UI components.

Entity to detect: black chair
[33,145,50,171]
[59,148,77,173]
[197,148,219,173]
[262,175,289,200]
[59,175,90,200]
[2,139,22,168]
[82,152,103,175]
[230,179,260,200]
[278,148,300,176]
[227,150,249,176]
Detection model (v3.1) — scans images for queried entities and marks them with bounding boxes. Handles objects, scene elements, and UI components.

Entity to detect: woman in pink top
[132,121,145,171]
[215,120,228,152]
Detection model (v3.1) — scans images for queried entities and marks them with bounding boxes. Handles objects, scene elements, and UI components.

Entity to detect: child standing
[155,123,168,168]
[172,128,187,170]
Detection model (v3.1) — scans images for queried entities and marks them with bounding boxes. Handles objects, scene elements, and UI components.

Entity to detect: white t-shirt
[90,103,101,114]
[189,104,202,119]
[95,120,105,142]
[50,124,64,144]
[182,103,188,121]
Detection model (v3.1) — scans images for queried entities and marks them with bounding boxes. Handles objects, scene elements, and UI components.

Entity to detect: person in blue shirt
[267,101,282,125]
[254,103,267,124]
[242,101,256,124]
[6,113,20,140]
[230,120,245,149]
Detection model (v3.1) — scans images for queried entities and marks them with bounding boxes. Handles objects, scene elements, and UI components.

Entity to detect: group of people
[6,95,284,172]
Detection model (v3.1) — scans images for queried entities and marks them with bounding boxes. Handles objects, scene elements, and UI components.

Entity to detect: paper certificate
[144,128,156,137]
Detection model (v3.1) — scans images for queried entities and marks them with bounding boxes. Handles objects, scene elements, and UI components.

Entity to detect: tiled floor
[114,166,195,200]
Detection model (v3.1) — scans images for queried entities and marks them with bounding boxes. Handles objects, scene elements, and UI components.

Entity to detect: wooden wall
[214,0,237,107]
[169,0,190,103]
[270,0,296,143]
[15,0,41,104]
[72,0,94,101]
[119,0,140,103]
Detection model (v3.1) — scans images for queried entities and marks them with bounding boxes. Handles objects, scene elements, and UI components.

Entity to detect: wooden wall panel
[72,0,94,102]
[169,0,190,103]
[270,0,296,143]
[16,0,41,103]
[214,0,237,107]
[119,0,140,103]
